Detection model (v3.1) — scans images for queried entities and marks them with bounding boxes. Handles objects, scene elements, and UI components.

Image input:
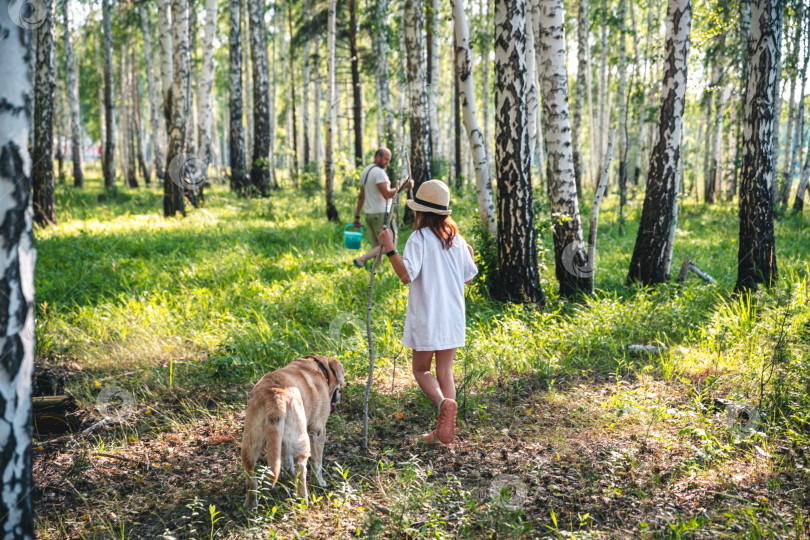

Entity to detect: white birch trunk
[526,2,538,168]
[61,0,83,186]
[617,0,628,210]
[404,0,433,187]
[141,4,164,180]
[301,0,312,166]
[0,5,37,533]
[372,0,395,148]
[197,0,217,170]
[325,0,338,220]
[164,0,189,216]
[536,0,590,295]
[482,0,493,181]
[450,0,496,233]
[428,0,440,162]
[628,0,692,285]
[102,0,116,189]
[597,0,608,157]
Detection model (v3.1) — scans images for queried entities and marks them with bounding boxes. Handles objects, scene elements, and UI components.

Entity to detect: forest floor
[31,170,810,538]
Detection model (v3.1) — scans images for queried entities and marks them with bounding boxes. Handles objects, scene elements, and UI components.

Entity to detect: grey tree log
[140,3,164,180]
[164,0,189,217]
[493,0,544,305]
[450,0,495,233]
[325,0,339,220]
[61,0,83,187]
[736,0,781,292]
[627,0,692,285]
[0,4,37,536]
[102,0,115,190]
[404,0,432,187]
[228,0,246,191]
[535,0,590,296]
[33,0,55,225]
[248,0,270,195]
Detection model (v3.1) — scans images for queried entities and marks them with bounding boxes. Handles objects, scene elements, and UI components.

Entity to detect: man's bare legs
[354,245,382,266]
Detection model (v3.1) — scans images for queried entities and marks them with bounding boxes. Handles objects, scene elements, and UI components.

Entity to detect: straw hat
[406,179,452,215]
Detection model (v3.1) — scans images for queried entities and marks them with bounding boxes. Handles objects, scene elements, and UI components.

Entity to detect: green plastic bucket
[344,224,363,250]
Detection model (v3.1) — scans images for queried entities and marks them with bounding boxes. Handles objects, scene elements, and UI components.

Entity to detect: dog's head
[325,357,345,414]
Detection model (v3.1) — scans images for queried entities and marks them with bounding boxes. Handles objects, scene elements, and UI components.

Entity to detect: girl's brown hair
[413,212,458,250]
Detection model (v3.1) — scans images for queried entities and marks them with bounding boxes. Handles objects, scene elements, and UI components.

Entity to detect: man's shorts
[365,212,397,248]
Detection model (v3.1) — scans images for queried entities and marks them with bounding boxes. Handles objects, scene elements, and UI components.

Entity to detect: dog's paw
[316,476,327,487]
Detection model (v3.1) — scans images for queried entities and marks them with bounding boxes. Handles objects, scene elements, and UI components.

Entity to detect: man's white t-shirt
[359,165,391,214]
[401,228,478,351]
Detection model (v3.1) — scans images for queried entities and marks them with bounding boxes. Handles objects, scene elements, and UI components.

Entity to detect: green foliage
[33,167,810,539]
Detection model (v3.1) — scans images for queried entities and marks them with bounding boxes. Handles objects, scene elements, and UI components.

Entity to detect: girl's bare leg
[412,350,442,406]
[434,348,457,402]
[412,348,457,405]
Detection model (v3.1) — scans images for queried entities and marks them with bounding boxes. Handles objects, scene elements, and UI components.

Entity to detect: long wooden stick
[587,128,616,291]
[363,158,410,450]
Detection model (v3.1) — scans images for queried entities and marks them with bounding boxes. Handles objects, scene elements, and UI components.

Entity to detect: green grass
[33,168,810,538]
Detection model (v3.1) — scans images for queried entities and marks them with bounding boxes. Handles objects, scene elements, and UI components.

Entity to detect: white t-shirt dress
[400,228,479,351]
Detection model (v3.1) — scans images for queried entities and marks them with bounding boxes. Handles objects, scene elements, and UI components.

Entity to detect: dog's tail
[241,388,287,488]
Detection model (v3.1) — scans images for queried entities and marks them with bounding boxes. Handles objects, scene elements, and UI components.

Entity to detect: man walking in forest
[352,147,413,267]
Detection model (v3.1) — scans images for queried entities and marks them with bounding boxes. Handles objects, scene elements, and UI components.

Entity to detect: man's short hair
[375,148,390,159]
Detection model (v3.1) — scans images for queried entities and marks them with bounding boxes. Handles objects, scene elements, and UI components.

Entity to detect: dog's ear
[328,357,345,386]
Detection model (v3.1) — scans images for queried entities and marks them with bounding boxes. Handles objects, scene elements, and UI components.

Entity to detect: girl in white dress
[378,180,478,444]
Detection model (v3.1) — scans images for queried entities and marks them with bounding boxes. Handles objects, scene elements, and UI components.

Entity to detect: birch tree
[493,0,544,305]
[229,0,247,191]
[525,2,538,166]
[140,3,164,180]
[164,0,189,217]
[572,0,588,194]
[300,0,311,166]
[372,0,395,150]
[0,4,37,535]
[197,0,217,171]
[32,0,55,225]
[404,0,432,187]
[248,0,270,195]
[61,0,83,187]
[782,2,807,204]
[736,0,781,292]
[450,0,495,233]
[102,0,115,190]
[627,0,692,285]
[325,0,339,220]
[427,0,440,165]
[350,0,364,166]
[617,0,628,217]
[535,0,590,296]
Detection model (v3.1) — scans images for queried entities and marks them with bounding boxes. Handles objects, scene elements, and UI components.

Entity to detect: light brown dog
[241,355,345,510]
